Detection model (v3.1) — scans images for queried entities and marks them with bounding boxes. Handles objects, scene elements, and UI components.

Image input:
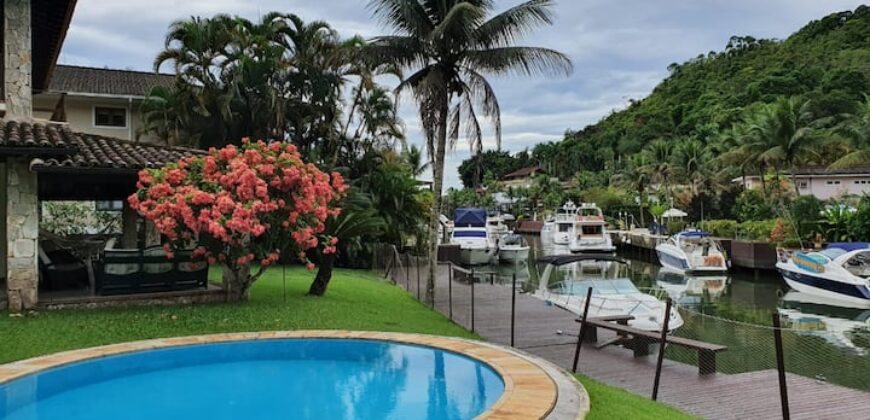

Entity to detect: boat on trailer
[533,254,683,332]
[451,208,496,266]
[776,243,870,308]
[655,230,728,275]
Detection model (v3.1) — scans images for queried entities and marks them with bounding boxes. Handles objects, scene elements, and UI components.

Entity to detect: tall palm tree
[611,153,650,225]
[641,138,674,198]
[745,96,822,195]
[672,137,711,195]
[365,0,572,305]
[404,144,431,177]
[830,94,870,169]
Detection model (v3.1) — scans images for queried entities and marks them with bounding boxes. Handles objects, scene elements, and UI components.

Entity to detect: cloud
[59,0,868,190]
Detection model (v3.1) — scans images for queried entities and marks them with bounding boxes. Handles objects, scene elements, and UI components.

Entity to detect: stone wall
[40,289,231,310]
[6,159,38,312]
[4,0,33,118]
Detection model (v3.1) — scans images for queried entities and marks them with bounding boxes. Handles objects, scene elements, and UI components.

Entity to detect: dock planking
[392,262,870,420]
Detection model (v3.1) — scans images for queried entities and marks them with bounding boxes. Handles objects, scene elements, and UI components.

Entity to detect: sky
[59,0,867,189]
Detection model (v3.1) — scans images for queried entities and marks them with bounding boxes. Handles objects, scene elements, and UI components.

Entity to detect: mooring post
[772,313,791,420]
[571,287,594,373]
[471,267,476,333]
[510,272,517,347]
[652,298,673,401]
[448,262,454,321]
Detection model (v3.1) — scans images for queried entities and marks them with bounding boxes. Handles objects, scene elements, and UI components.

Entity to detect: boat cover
[678,230,711,237]
[827,242,870,252]
[454,208,487,227]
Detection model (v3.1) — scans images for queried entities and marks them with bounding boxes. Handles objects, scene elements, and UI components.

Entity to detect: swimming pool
[1,338,505,420]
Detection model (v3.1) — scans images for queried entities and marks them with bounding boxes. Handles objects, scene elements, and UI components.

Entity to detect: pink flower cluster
[129,139,346,269]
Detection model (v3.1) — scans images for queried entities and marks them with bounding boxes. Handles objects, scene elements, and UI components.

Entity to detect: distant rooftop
[792,166,870,176]
[502,166,545,180]
[47,65,175,97]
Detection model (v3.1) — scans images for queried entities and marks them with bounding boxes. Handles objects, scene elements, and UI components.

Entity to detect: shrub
[699,219,739,238]
[734,189,773,221]
[666,220,686,234]
[737,220,778,241]
[130,140,346,300]
[790,195,823,239]
[849,196,870,241]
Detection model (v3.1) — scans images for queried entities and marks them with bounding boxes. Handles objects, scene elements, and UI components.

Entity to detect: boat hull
[777,264,870,308]
[499,247,529,263]
[656,247,728,275]
[460,248,495,266]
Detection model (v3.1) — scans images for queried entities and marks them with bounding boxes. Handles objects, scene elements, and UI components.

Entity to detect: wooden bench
[577,315,728,375]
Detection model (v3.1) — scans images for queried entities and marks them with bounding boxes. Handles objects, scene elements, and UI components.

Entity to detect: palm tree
[830,94,870,169]
[404,144,430,177]
[611,153,650,225]
[641,139,674,198]
[365,0,572,305]
[672,137,711,195]
[745,96,822,195]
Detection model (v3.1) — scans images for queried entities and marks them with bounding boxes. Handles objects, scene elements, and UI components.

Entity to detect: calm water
[0,339,504,420]
[466,233,869,390]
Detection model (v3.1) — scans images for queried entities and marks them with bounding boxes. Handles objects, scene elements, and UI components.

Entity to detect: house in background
[33,65,174,143]
[732,167,870,200]
[500,166,546,189]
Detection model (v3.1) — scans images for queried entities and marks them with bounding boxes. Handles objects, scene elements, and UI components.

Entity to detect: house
[500,166,546,188]
[732,167,870,200]
[0,0,205,312]
[33,65,174,143]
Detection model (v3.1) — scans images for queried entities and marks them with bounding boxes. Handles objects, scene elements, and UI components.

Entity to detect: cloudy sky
[59,0,866,188]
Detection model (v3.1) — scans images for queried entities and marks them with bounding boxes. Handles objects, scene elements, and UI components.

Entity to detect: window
[95,200,124,211]
[825,180,841,186]
[94,107,126,128]
[798,181,808,189]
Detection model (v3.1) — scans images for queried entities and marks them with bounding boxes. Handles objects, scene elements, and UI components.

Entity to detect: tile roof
[502,166,545,179]
[47,65,175,97]
[793,166,870,176]
[0,119,203,172]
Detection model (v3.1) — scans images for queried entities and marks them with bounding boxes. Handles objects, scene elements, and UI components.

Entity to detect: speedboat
[451,208,496,266]
[533,255,683,332]
[569,203,615,253]
[486,212,510,245]
[655,230,728,275]
[656,266,728,306]
[498,233,530,263]
[550,201,578,245]
[776,243,870,308]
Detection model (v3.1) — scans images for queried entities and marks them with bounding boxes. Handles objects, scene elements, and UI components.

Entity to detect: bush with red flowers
[129,139,347,299]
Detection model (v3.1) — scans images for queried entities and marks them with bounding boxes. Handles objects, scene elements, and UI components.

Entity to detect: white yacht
[655,230,728,274]
[569,203,615,253]
[534,255,683,332]
[486,212,510,246]
[776,243,870,308]
[544,201,579,245]
[498,233,530,263]
[451,208,496,266]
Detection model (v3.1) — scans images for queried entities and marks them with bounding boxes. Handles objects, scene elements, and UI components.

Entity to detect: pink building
[732,167,870,200]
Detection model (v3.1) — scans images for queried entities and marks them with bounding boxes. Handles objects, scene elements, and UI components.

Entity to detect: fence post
[448,262,453,321]
[416,255,421,301]
[470,267,476,333]
[651,298,673,401]
[404,253,410,290]
[571,287,594,373]
[510,272,517,347]
[772,313,791,420]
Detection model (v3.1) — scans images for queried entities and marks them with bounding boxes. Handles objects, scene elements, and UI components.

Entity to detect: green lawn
[0,267,474,363]
[577,375,697,420]
[1,266,693,418]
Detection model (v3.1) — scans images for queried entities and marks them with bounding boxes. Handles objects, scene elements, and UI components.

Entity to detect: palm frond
[463,46,572,77]
[473,0,555,48]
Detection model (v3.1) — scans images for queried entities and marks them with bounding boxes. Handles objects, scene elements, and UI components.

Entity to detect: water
[0,339,504,420]
[466,234,869,390]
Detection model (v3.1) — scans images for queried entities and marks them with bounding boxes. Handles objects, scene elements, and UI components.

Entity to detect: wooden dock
[392,263,870,419]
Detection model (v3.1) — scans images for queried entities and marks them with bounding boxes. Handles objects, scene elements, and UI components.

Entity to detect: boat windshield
[816,248,847,261]
[550,278,638,296]
[558,223,573,232]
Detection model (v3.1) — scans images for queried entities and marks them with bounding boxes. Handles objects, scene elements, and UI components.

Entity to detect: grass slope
[0,267,473,363]
[577,375,698,420]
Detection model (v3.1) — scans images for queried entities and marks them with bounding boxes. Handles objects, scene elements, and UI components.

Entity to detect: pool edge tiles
[0,331,573,419]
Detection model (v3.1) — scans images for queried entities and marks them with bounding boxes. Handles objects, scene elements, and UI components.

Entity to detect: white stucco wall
[33,93,161,143]
[800,175,870,200]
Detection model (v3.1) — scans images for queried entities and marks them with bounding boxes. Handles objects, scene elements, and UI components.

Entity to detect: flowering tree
[129,139,346,300]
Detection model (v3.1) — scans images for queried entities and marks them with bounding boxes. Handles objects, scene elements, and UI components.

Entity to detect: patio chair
[38,243,89,291]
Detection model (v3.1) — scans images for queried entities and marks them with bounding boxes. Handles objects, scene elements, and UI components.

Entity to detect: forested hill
[460,6,870,186]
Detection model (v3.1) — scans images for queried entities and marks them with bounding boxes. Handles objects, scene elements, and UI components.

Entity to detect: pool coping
[0,331,589,419]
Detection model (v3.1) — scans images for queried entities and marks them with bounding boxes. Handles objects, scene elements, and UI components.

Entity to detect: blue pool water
[0,339,504,420]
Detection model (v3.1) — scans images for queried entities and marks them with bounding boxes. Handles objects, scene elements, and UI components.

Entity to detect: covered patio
[1,119,225,312]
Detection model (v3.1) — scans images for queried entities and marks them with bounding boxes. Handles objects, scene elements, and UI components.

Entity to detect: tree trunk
[426,92,449,307]
[308,252,336,296]
[222,264,252,301]
[790,165,801,197]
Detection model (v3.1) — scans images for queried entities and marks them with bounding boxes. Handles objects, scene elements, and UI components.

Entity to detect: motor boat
[498,233,530,263]
[533,255,683,332]
[656,266,728,306]
[776,243,870,308]
[437,214,454,244]
[655,230,728,275]
[451,208,496,266]
[779,291,870,354]
[545,201,579,245]
[486,212,510,245]
[569,203,615,254]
